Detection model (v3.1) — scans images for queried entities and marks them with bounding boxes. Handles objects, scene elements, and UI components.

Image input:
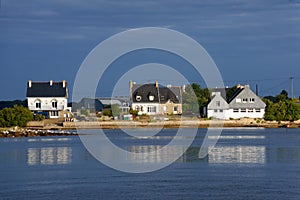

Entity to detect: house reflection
[27,147,72,165]
[208,146,266,164]
[129,145,186,163]
[129,145,266,164]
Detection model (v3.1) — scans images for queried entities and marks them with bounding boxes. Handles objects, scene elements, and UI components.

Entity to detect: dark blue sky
[1,0,300,100]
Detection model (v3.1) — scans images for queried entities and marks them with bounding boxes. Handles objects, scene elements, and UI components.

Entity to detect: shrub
[0,106,34,127]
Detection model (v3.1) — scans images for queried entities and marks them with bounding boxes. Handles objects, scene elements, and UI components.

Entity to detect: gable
[228,86,266,109]
[208,92,229,110]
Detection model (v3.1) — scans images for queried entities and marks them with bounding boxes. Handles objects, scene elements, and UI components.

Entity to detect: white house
[207,85,266,119]
[26,80,71,118]
[130,81,183,115]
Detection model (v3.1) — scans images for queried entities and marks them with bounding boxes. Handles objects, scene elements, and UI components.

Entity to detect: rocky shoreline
[1,119,300,138]
[0,127,77,138]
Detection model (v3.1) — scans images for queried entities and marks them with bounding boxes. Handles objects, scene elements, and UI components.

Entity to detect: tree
[226,85,238,100]
[111,104,120,117]
[182,84,199,113]
[182,83,212,114]
[0,106,34,127]
[263,93,300,122]
[129,109,139,117]
[275,90,289,102]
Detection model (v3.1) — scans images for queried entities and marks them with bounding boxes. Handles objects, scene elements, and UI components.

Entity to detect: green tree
[129,109,139,117]
[0,106,34,127]
[275,90,289,102]
[264,94,300,122]
[182,84,199,113]
[102,109,112,117]
[226,85,238,100]
[111,104,121,117]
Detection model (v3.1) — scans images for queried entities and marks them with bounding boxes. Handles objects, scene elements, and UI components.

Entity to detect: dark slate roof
[132,84,159,103]
[26,81,68,97]
[132,84,181,103]
[227,88,244,103]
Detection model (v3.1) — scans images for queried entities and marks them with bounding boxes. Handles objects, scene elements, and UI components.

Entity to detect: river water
[1,128,300,199]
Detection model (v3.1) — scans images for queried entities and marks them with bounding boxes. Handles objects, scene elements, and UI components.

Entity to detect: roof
[131,83,182,104]
[207,85,266,109]
[26,81,68,98]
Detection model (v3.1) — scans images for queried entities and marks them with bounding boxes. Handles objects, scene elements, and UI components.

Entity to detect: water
[1,128,300,199]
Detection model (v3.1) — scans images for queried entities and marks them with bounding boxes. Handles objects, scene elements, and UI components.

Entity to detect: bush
[0,106,34,127]
[102,109,112,117]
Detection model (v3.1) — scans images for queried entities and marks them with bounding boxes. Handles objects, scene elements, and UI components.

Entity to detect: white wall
[208,108,265,119]
[207,109,230,120]
[27,97,68,111]
[132,103,160,115]
[227,109,265,119]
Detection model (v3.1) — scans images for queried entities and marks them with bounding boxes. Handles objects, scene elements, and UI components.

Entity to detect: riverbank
[1,118,300,138]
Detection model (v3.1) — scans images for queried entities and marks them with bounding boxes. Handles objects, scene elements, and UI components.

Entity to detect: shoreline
[1,118,300,138]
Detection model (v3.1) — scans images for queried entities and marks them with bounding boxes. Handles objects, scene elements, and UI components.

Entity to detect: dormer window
[136,95,141,101]
[149,95,154,101]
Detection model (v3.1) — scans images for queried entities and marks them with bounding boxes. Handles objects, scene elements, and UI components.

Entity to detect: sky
[1,0,300,100]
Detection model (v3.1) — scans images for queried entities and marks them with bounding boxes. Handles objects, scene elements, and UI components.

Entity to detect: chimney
[50,80,53,86]
[155,81,158,88]
[28,80,32,88]
[256,84,258,96]
[62,80,66,88]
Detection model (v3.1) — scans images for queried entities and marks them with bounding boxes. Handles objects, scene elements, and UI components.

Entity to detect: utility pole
[290,77,294,99]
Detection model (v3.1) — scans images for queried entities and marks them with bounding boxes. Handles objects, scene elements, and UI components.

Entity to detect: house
[72,98,104,113]
[98,97,130,114]
[130,81,183,115]
[207,85,266,119]
[26,80,72,118]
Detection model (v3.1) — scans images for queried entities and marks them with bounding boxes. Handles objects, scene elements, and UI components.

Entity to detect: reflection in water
[208,135,265,139]
[129,145,266,164]
[27,147,72,165]
[209,146,266,164]
[129,145,185,163]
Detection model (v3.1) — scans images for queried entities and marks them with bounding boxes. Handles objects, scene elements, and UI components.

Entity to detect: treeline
[0,106,43,127]
[263,90,300,122]
[0,100,27,110]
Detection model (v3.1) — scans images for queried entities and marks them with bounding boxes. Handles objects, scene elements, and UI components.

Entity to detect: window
[241,108,246,112]
[242,98,248,103]
[174,106,178,112]
[236,98,241,103]
[149,95,154,101]
[135,105,139,111]
[51,111,59,117]
[233,109,239,113]
[255,109,261,113]
[147,106,156,113]
[52,101,57,108]
[36,101,41,109]
[219,109,223,113]
[140,106,144,112]
[214,109,218,113]
[249,98,255,102]
[161,96,165,101]
[248,108,253,113]
[216,101,220,107]
[136,96,141,101]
